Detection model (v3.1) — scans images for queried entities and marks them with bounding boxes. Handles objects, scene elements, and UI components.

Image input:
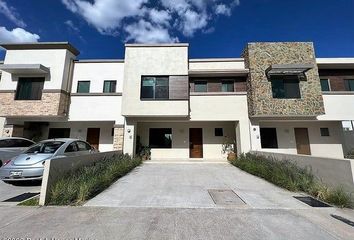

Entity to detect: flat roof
[316,58,354,69]
[125,43,189,47]
[75,59,124,63]
[0,42,80,56]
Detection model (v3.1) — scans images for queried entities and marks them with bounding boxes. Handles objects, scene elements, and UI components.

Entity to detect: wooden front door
[294,128,311,155]
[189,128,203,158]
[86,128,100,150]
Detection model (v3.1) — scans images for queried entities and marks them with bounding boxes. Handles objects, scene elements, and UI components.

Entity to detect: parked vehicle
[0,138,97,182]
[0,137,35,167]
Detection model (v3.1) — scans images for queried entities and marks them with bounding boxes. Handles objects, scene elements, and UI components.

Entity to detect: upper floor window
[345,79,354,91]
[221,81,234,92]
[141,76,169,100]
[320,79,330,91]
[194,81,207,92]
[77,81,90,93]
[103,80,117,93]
[15,77,44,100]
[271,77,300,99]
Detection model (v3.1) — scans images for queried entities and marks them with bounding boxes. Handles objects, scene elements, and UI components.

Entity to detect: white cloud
[0,26,40,43]
[125,20,178,43]
[0,0,26,28]
[65,20,80,32]
[62,0,240,43]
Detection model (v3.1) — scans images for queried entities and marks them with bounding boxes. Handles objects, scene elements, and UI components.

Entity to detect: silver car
[0,138,96,182]
[0,137,35,167]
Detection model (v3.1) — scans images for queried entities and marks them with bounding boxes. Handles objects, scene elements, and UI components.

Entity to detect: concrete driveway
[86,161,307,209]
[0,180,41,206]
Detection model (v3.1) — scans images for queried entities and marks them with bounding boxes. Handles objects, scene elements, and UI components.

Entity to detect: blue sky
[0,0,353,60]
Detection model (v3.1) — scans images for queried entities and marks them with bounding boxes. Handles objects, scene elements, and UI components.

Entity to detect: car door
[63,142,80,157]
[0,139,33,165]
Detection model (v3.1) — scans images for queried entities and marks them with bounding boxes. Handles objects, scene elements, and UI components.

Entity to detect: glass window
[15,77,44,100]
[194,81,207,92]
[65,142,78,153]
[149,128,172,148]
[0,139,33,148]
[103,80,117,93]
[221,81,234,92]
[25,141,65,154]
[345,80,354,91]
[215,128,223,136]
[271,77,301,99]
[320,128,330,137]
[77,141,92,151]
[260,128,278,148]
[13,139,34,147]
[141,77,169,99]
[320,79,330,91]
[77,81,90,93]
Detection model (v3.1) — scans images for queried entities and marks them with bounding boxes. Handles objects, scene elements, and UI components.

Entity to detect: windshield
[25,141,65,154]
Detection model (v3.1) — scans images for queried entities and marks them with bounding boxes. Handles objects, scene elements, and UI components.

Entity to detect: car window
[77,141,92,151]
[65,142,78,153]
[25,141,65,154]
[14,139,34,147]
[0,139,17,148]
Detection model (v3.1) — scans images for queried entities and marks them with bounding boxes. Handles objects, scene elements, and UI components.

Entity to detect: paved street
[0,180,41,206]
[0,162,353,239]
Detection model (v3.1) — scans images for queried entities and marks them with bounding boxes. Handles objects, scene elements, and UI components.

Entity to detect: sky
[0,0,353,60]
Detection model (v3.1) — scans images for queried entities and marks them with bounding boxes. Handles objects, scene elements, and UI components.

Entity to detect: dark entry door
[189,128,203,158]
[86,128,100,150]
[294,128,311,155]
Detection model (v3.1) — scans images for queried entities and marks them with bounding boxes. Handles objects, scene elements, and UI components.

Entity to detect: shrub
[48,154,142,205]
[229,153,353,208]
[18,196,39,206]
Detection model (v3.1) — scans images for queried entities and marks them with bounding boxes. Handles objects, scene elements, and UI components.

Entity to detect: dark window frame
[15,77,45,100]
[215,128,223,137]
[221,80,235,92]
[103,80,117,93]
[271,76,301,99]
[260,128,278,148]
[194,80,208,92]
[320,128,330,137]
[77,81,91,93]
[320,79,331,91]
[141,76,169,100]
[149,128,172,148]
[345,79,354,91]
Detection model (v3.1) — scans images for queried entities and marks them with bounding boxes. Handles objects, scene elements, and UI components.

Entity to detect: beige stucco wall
[318,94,354,121]
[250,121,344,158]
[189,59,245,71]
[122,45,189,117]
[137,121,236,160]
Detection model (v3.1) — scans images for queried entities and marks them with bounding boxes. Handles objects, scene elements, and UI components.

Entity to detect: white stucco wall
[318,94,354,121]
[250,121,344,158]
[0,49,75,91]
[122,45,189,117]
[137,121,236,160]
[189,59,245,70]
[71,61,124,93]
[46,121,114,152]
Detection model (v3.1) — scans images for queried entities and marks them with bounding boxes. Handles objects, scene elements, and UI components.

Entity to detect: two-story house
[0,41,353,160]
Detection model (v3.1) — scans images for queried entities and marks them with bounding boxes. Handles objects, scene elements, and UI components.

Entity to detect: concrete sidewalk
[0,206,353,239]
[86,162,307,209]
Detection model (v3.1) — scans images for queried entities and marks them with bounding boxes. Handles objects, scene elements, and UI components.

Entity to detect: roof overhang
[266,64,313,79]
[0,42,80,56]
[0,64,50,74]
[188,69,249,77]
[316,58,354,69]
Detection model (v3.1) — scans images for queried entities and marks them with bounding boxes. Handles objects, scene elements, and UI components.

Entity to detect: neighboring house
[0,61,5,135]
[0,42,353,159]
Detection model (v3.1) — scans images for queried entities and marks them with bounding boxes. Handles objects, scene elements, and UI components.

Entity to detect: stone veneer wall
[0,91,70,117]
[243,42,325,117]
[113,126,124,151]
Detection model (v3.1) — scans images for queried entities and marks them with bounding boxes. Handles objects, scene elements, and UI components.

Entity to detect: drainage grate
[331,214,354,227]
[293,196,331,207]
[2,192,40,202]
[208,189,246,206]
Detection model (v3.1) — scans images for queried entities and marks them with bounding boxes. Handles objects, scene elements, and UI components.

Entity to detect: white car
[0,137,35,167]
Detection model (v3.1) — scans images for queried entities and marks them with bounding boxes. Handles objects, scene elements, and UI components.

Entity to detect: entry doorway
[189,128,203,158]
[294,128,311,155]
[48,128,70,139]
[87,128,100,150]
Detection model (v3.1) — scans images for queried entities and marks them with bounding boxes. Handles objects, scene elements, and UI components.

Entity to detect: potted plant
[139,146,151,161]
[222,136,237,161]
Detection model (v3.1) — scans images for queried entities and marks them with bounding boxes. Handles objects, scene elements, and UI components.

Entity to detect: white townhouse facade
[0,42,353,160]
